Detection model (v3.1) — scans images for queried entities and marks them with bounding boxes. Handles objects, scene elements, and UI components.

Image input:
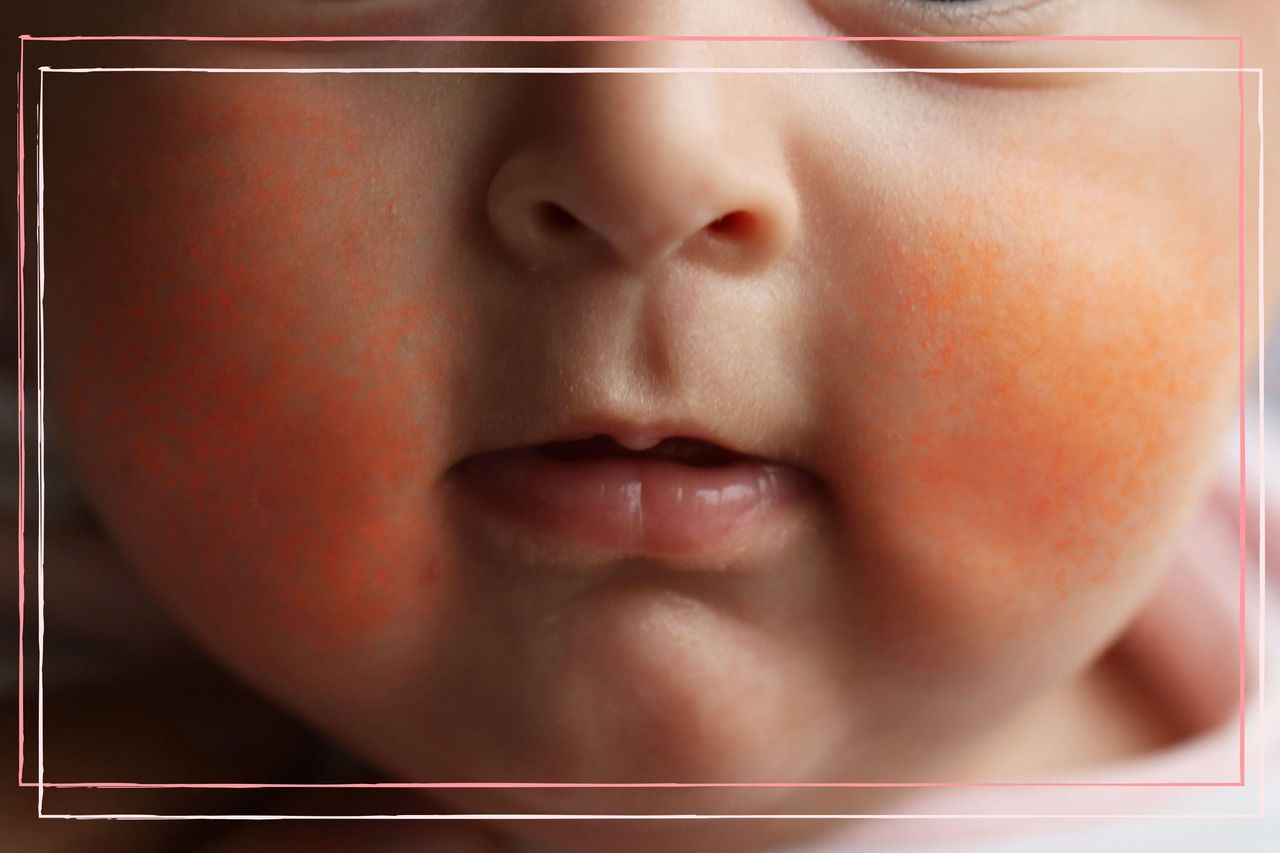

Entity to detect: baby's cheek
[820,174,1236,680]
[45,75,464,685]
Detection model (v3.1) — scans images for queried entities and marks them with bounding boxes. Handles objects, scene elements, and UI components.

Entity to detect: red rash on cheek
[47,76,461,659]
[818,173,1236,674]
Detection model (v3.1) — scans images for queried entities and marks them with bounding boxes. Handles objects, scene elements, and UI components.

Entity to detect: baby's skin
[10,1,1280,851]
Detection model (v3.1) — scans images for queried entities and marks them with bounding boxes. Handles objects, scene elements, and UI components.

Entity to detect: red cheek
[47,75,461,653]
[817,174,1236,672]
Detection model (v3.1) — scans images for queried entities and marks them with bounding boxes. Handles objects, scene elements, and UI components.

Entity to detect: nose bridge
[485,38,798,274]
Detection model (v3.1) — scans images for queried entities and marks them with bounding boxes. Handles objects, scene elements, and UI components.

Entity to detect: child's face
[35,0,1276,844]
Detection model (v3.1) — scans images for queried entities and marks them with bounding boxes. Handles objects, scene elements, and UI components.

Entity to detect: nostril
[537,202,582,233]
[706,210,757,240]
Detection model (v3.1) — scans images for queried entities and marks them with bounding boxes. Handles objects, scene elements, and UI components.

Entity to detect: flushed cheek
[819,181,1236,680]
[45,76,464,686]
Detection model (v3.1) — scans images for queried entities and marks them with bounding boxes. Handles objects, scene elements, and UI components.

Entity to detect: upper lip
[462,413,781,466]
[530,417,756,458]
[447,409,828,502]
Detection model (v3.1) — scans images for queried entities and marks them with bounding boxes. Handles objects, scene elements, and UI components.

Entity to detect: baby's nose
[485,60,799,274]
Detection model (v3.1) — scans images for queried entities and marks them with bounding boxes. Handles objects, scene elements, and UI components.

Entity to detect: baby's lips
[462,411,811,475]
[447,416,817,564]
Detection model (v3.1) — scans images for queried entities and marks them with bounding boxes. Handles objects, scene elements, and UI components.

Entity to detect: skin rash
[785,69,1241,765]
[823,201,1233,661]
[49,75,464,667]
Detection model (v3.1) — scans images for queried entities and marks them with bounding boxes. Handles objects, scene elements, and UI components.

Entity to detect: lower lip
[451,449,814,557]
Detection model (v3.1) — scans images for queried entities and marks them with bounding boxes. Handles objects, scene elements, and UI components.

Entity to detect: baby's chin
[447,805,863,853]
[362,581,864,809]
[511,586,839,782]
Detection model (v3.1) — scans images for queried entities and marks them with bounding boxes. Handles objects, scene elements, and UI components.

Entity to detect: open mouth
[451,434,813,559]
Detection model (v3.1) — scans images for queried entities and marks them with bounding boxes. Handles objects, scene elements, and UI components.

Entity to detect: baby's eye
[838,0,1081,34]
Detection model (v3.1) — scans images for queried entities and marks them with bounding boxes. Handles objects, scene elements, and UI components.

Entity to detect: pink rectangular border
[14,34,1263,816]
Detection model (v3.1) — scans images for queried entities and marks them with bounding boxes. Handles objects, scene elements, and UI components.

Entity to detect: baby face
[33,0,1274,846]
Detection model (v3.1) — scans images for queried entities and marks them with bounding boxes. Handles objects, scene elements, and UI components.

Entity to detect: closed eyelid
[810,0,1091,36]
[805,0,1234,90]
